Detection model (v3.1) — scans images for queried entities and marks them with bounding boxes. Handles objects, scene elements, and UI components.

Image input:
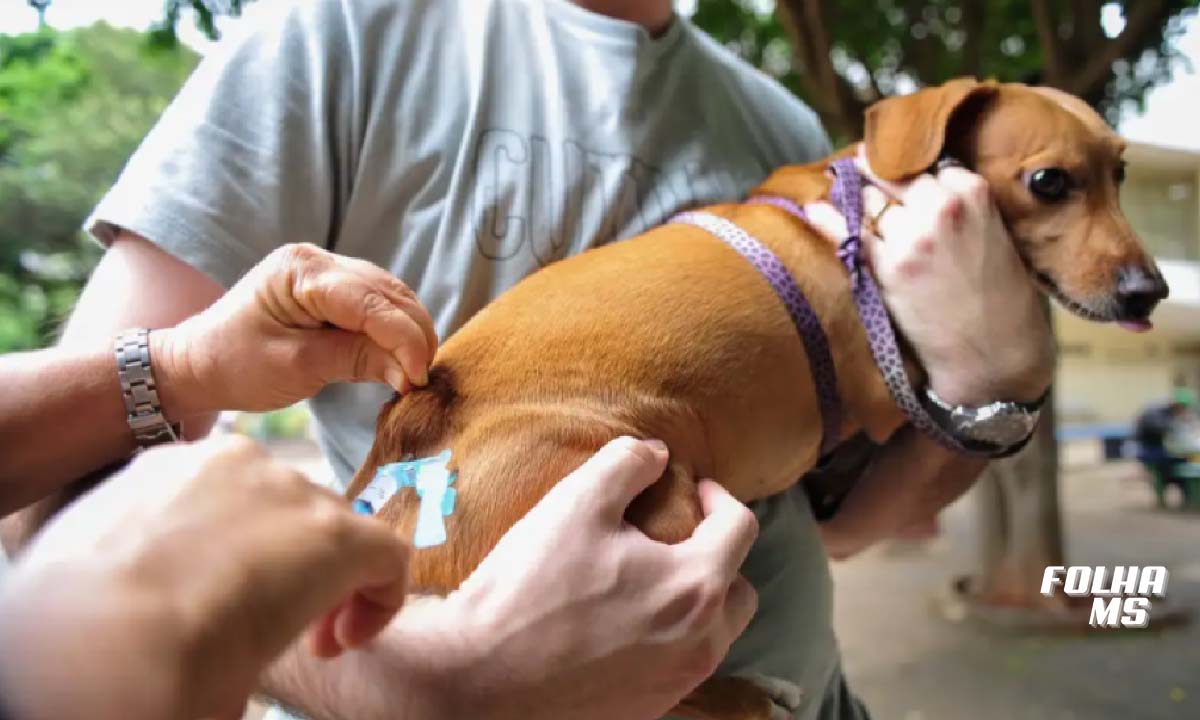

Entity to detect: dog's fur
[347,79,1166,719]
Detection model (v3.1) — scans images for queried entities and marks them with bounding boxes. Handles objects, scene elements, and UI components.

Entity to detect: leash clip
[838,235,864,288]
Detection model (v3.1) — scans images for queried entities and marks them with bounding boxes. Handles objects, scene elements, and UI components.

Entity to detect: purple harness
[673,157,973,455]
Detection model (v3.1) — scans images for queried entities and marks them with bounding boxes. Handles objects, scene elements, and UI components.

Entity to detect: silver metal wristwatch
[114,328,181,448]
[921,386,1045,455]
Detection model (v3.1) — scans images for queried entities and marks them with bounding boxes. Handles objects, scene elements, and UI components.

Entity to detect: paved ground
[834,460,1200,720]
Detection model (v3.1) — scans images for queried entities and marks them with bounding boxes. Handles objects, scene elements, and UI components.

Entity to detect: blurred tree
[146,0,251,48]
[689,1,1194,615]
[19,0,250,45]
[693,0,1199,143]
[0,25,196,351]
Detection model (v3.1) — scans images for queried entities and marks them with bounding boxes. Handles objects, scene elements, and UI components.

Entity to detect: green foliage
[1,2,1196,353]
[148,0,253,47]
[0,24,196,351]
[233,405,312,441]
[689,1,1200,141]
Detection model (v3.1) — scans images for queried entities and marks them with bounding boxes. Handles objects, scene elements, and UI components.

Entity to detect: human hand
[153,243,438,416]
[858,150,1054,405]
[265,437,761,720]
[817,430,986,562]
[445,437,759,719]
[0,436,410,720]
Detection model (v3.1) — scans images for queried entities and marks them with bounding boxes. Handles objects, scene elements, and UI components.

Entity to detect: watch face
[953,407,1035,446]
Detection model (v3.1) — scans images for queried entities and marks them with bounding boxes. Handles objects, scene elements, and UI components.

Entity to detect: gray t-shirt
[89,1,865,718]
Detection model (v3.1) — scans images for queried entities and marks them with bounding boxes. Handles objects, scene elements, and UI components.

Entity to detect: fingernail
[644,439,668,454]
[385,368,409,394]
[410,365,429,387]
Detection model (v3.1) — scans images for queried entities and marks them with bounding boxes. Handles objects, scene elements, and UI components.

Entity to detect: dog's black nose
[1116,266,1169,319]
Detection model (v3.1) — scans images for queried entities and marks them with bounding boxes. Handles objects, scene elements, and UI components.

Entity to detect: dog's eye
[1028,168,1072,201]
[1115,163,1127,184]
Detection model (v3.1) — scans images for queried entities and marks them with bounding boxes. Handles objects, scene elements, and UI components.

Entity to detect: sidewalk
[833,461,1200,720]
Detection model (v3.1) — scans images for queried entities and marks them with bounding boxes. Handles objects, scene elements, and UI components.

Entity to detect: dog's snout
[1116,266,1169,319]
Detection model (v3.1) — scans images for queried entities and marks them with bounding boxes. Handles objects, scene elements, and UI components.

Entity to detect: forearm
[0,346,133,515]
[0,335,217,516]
[1,234,224,529]
[259,600,462,720]
[259,641,359,720]
[821,427,985,559]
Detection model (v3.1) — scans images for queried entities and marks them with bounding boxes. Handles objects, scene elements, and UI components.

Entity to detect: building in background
[1056,140,1200,429]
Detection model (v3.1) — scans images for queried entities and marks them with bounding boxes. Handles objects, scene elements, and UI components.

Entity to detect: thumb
[554,437,670,523]
[855,143,910,198]
[684,480,758,578]
[307,327,411,393]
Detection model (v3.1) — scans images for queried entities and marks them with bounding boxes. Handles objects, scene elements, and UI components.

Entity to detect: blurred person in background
[1135,387,1200,505]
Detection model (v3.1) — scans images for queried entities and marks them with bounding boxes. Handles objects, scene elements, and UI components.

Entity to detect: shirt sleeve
[86,0,364,288]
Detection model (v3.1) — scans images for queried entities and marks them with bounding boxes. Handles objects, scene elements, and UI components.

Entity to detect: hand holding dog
[860,153,1055,405]
[153,243,438,416]
[445,437,760,719]
[0,436,410,720]
[282,438,761,720]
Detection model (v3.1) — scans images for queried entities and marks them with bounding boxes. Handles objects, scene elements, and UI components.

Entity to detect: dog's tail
[345,364,459,499]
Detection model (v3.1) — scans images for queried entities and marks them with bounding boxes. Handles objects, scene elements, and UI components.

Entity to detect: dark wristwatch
[920,386,1046,457]
[114,328,182,448]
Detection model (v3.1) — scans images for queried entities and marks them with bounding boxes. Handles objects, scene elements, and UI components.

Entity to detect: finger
[553,437,669,522]
[933,165,994,218]
[311,327,412,393]
[294,513,409,657]
[352,289,434,388]
[307,605,343,658]
[294,265,434,386]
[862,231,888,276]
[719,574,758,642]
[333,587,404,651]
[797,201,848,241]
[342,259,440,362]
[683,480,759,579]
[861,185,907,239]
[873,199,920,251]
[854,145,907,199]
[372,271,444,360]
[330,514,412,594]
[894,174,950,215]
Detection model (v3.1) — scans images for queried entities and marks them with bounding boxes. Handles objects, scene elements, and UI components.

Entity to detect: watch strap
[115,328,181,447]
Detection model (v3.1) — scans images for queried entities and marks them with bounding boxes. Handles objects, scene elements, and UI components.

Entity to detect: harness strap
[671,210,841,456]
[676,158,990,457]
[827,157,979,454]
[746,194,808,220]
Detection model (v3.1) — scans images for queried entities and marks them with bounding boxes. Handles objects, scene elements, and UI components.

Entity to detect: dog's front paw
[671,673,803,720]
[737,674,803,719]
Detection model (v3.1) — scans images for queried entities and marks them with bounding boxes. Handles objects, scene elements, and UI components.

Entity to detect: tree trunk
[972,394,1068,609]
[969,296,1069,609]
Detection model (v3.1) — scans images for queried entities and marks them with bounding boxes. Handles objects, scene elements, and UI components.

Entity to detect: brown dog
[347,79,1166,719]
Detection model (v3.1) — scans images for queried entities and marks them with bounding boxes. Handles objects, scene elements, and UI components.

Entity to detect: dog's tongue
[1118,319,1153,333]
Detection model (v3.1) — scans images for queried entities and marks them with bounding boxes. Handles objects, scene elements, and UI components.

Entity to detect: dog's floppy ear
[864,77,998,181]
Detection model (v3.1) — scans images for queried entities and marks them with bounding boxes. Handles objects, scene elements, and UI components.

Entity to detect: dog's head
[864,78,1168,330]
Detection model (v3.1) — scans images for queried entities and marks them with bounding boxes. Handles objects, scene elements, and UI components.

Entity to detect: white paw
[739,673,803,718]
